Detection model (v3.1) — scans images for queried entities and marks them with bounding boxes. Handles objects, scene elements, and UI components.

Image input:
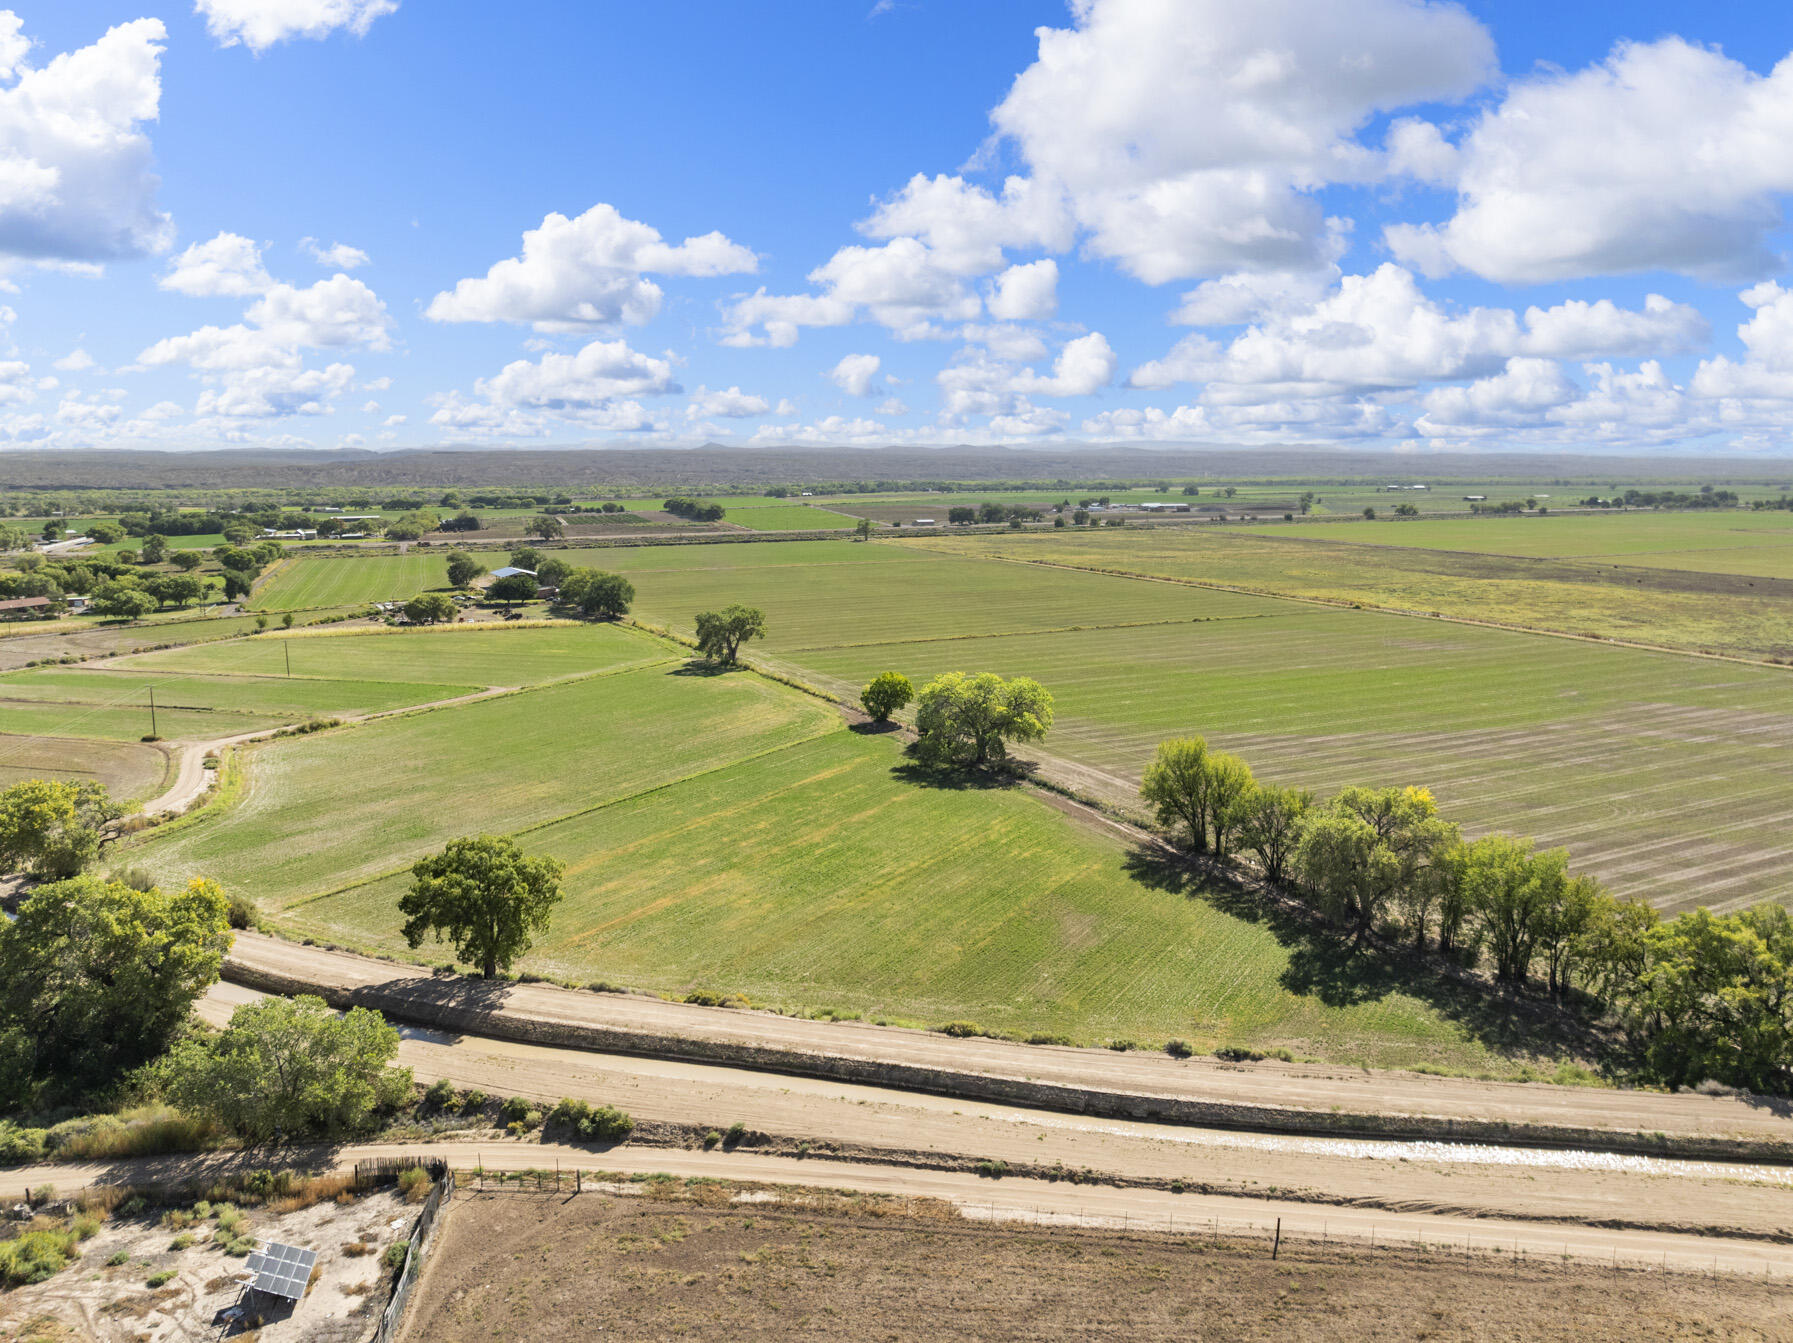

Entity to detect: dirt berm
[225,932,1793,1162]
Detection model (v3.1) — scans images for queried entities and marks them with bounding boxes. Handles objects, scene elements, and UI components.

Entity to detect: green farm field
[247,552,450,611]
[128,633,1535,1071]
[110,621,669,688]
[0,665,479,742]
[129,656,836,906]
[572,537,1793,915]
[1242,510,1793,577]
[922,528,1793,659]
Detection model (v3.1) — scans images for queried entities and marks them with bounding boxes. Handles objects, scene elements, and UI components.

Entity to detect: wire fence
[446,1166,1785,1282]
[370,1168,454,1343]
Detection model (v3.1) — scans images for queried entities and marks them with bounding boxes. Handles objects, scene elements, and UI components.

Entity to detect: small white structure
[488,566,536,580]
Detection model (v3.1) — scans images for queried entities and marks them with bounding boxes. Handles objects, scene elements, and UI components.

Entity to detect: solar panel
[245,1241,318,1302]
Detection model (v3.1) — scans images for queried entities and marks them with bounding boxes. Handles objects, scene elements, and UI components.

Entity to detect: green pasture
[132,652,1541,1071]
[620,539,1280,651]
[128,658,839,903]
[111,622,670,687]
[247,552,451,611]
[291,729,1517,1069]
[0,607,361,673]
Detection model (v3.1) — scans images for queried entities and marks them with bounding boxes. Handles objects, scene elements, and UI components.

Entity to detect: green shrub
[499,1095,532,1125]
[105,1250,130,1267]
[147,1269,176,1287]
[1106,1039,1136,1052]
[396,1168,432,1202]
[1025,1033,1072,1046]
[424,1079,456,1108]
[546,1098,633,1142]
[0,1123,47,1166]
[226,893,260,930]
[215,1205,244,1234]
[702,1130,722,1149]
[938,1021,983,1038]
[383,1241,410,1270]
[724,1121,747,1147]
[1165,1039,1193,1058]
[71,1217,100,1241]
[974,1159,1008,1179]
[170,1233,195,1251]
[0,1228,80,1286]
[459,1090,487,1113]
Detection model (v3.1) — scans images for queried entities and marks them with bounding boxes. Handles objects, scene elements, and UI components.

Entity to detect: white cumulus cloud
[196,0,399,53]
[0,14,171,265]
[429,202,756,332]
[159,232,273,297]
[828,353,882,396]
[1388,38,1793,284]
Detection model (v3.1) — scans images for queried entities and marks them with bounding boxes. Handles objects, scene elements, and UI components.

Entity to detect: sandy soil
[0,1188,415,1343]
[224,933,1793,1146]
[400,1186,1793,1342]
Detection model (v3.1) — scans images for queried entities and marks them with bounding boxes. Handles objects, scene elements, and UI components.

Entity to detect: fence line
[371,1168,455,1343]
[442,1163,1782,1281]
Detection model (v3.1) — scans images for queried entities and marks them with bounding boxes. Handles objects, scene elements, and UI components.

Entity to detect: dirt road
[224,933,1793,1153]
[132,685,517,819]
[6,1135,1790,1280]
[195,980,1793,1245]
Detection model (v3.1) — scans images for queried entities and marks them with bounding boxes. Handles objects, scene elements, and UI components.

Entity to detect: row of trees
[1140,737,1793,1092]
[663,496,726,522]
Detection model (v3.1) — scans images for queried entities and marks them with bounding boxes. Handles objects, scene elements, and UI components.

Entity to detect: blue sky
[7,0,1793,453]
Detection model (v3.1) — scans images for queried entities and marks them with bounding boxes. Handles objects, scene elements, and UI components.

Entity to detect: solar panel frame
[245,1241,318,1301]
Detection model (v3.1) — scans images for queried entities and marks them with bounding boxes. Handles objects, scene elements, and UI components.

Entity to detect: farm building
[489,566,536,580]
[0,596,53,619]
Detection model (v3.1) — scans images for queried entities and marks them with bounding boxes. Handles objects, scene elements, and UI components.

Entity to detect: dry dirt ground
[0,1188,415,1343]
[401,1186,1793,1342]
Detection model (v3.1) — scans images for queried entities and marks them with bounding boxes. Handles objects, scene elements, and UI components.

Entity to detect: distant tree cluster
[663,497,726,522]
[914,672,1053,767]
[558,569,634,619]
[947,502,1045,525]
[1142,736,1793,1093]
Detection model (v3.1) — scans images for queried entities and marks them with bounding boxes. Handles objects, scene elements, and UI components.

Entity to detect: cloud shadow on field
[1122,845,1604,1064]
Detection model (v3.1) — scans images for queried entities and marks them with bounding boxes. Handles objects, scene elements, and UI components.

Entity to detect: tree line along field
[125,631,1516,1072]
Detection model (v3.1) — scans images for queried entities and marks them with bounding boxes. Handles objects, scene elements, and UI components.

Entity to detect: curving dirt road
[131,684,517,820]
[225,932,1793,1151]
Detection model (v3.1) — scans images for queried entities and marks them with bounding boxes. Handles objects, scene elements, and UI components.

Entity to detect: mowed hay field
[130,638,1513,1068]
[247,551,451,610]
[0,734,169,801]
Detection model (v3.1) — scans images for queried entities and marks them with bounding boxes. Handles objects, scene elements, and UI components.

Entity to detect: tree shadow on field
[669,658,738,677]
[1122,844,1605,1063]
[343,969,517,1038]
[848,719,904,736]
[890,747,1028,792]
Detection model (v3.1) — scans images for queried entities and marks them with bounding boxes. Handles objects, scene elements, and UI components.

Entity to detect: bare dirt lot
[403,1186,1793,1342]
[0,1187,415,1343]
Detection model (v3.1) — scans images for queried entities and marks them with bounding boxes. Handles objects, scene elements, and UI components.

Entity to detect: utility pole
[148,687,157,738]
